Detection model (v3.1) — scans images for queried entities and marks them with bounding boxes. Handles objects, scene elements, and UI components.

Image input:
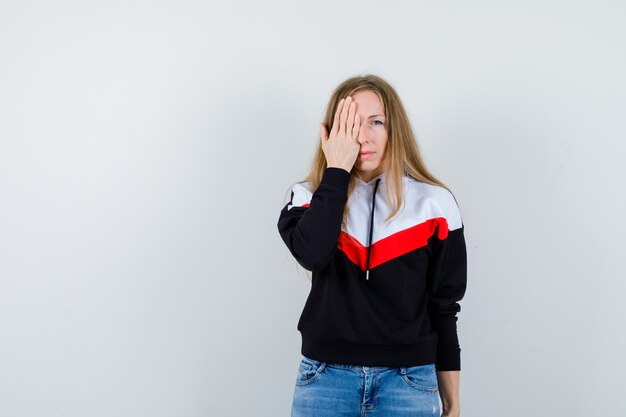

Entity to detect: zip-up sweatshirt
[277,167,467,371]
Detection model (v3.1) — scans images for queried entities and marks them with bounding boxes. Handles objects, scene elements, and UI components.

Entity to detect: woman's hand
[320,95,361,172]
[441,405,460,417]
[437,370,460,417]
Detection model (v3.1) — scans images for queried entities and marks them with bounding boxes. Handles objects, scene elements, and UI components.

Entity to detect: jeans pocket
[399,363,438,394]
[295,355,326,386]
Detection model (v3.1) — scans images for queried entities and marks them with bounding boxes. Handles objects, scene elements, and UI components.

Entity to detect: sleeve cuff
[436,348,461,371]
[320,167,351,190]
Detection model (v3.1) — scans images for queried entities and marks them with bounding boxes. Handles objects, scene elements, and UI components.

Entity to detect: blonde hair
[288,74,457,230]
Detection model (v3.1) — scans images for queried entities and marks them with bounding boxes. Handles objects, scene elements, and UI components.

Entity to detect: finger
[351,114,360,141]
[347,100,356,139]
[339,96,352,138]
[319,123,327,145]
[330,98,344,138]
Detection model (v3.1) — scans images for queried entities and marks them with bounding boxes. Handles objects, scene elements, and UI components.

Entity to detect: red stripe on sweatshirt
[338,217,449,271]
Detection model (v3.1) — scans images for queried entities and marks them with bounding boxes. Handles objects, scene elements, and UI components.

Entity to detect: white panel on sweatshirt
[286,176,462,247]
[286,182,313,211]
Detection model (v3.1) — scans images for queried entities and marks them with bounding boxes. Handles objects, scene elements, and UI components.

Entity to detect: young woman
[277,74,467,417]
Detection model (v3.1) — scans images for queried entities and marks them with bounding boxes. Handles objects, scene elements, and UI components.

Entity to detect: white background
[1,1,625,416]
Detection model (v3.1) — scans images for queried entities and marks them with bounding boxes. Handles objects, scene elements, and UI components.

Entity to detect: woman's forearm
[436,370,460,415]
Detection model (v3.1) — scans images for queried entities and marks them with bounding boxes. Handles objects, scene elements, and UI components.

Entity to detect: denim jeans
[291,355,441,417]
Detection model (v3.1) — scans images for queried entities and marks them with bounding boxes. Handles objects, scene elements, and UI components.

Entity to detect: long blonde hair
[287,74,457,229]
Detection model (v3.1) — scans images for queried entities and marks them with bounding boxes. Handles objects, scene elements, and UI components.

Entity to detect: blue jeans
[291,355,441,417]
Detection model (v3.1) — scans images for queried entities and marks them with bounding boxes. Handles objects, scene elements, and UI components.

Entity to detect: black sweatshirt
[277,167,467,371]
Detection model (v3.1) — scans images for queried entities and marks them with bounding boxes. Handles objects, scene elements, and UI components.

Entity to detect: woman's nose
[357,124,368,143]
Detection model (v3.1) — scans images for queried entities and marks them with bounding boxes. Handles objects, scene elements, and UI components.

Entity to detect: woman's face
[351,90,388,181]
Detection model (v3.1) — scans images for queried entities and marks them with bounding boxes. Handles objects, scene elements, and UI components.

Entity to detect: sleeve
[426,190,468,371]
[277,167,351,272]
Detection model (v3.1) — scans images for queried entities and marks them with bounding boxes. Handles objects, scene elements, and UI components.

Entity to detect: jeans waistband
[303,355,433,371]
[326,362,398,371]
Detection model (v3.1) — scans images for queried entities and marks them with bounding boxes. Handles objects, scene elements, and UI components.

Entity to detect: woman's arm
[426,189,467,416]
[436,370,460,416]
[277,167,350,271]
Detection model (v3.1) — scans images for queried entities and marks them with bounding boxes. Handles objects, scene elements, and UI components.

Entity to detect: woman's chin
[355,161,380,170]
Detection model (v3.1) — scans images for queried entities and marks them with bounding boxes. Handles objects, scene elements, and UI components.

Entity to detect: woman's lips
[359,152,374,158]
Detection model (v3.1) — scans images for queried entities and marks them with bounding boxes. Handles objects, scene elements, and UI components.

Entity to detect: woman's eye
[372,120,384,125]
